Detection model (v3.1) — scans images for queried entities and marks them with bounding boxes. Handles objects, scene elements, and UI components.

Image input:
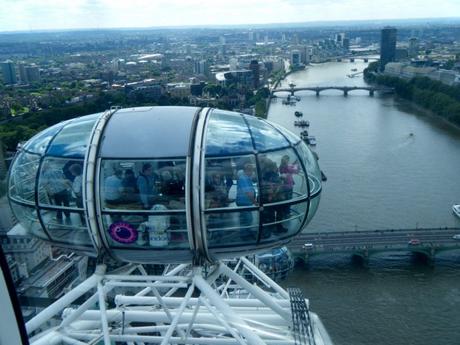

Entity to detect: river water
[268,61,460,345]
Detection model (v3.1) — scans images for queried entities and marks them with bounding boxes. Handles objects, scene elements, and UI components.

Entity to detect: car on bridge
[408,239,421,245]
[303,243,314,250]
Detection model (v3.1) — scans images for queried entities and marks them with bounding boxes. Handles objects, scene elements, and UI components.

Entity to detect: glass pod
[8,106,322,264]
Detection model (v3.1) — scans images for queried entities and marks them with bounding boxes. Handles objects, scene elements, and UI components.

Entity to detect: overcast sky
[0,0,459,32]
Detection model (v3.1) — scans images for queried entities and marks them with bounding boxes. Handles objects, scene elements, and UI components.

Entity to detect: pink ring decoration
[109,221,138,244]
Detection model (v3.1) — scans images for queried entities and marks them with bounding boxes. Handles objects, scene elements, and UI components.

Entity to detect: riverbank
[396,98,460,133]
[364,64,460,129]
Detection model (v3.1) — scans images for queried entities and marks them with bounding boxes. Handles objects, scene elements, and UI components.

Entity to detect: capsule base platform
[27,258,333,345]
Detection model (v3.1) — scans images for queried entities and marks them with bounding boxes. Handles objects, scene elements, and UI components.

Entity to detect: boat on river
[294,120,310,127]
[306,136,317,146]
[282,99,296,105]
[453,204,460,218]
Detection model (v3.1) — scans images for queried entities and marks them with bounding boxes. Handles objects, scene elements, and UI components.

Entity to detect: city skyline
[0,0,459,32]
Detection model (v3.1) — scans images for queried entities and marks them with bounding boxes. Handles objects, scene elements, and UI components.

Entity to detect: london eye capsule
[8,106,322,264]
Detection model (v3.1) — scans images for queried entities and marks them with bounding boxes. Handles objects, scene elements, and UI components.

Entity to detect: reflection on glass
[23,121,68,155]
[207,210,259,247]
[205,110,253,156]
[305,195,321,226]
[235,156,258,208]
[38,158,83,213]
[101,159,186,211]
[9,152,40,203]
[46,115,99,157]
[205,158,235,210]
[258,148,307,206]
[245,115,289,152]
[296,142,322,195]
[10,203,48,240]
[102,213,188,249]
[278,149,307,200]
[270,122,301,145]
[260,201,307,242]
[40,209,92,245]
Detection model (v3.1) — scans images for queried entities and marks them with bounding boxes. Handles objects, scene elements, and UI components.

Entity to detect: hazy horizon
[0,0,459,33]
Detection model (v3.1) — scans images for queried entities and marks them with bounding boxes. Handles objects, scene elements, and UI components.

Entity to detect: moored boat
[453,204,460,218]
[307,136,317,146]
[294,120,310,127]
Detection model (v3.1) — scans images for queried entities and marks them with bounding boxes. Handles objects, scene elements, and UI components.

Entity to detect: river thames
[269,61,460,345]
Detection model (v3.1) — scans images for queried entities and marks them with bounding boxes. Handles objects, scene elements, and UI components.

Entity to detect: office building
[408,38,419,58]
[380,27,397,71]
[194,59,209,77]
[249,59,260,89]
[18,62,28,83]
[1,60,17,84]
[291,50,301,66]
[25,65,40,83]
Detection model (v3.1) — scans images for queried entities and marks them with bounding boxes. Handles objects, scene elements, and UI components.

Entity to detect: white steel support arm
[194,273,267,345]
[220,263,291,320]
[26,265,106,334]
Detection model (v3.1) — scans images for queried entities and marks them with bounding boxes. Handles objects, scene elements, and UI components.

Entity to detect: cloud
[0,0,458,31]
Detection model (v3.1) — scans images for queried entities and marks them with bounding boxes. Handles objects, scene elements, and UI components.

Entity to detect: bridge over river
[272,85,394,97]
[288,227,460,265]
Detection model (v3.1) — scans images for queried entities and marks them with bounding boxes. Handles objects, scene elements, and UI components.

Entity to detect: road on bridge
[289,228,460,255]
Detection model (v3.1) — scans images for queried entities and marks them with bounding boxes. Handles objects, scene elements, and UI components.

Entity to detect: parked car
[453,234,460,240]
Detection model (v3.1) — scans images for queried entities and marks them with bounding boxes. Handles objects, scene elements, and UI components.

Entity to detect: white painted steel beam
[26,265,105,334]
[97,281,111,345]
[194,273,266,345]
[115,295,291,308]
[220,263,291,320]
[240,257,289,299]
[67,309,289,325]
[160,283,195,345]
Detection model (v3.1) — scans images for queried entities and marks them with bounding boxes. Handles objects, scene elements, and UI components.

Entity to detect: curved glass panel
[9,151,40,204]
[295,142,322,195]
[102,213,188,249]
[305,195,321,226]
[205,110,253,156]
[39,209,92,246]
[38,158,80,209]
[256,246,293,280]
[46,115,99,157]
[205,155,258,210]
[99,107,196,158]
[270,122,301,145]
[206,210,259,247]
[244,115,289,152]
[100,159,186,211]
[234,156,259,208]
[260,201,308,243]
[23,121,69,155]
[258,148,307,207]
[10,203,48,240]
[204,157,234,210]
